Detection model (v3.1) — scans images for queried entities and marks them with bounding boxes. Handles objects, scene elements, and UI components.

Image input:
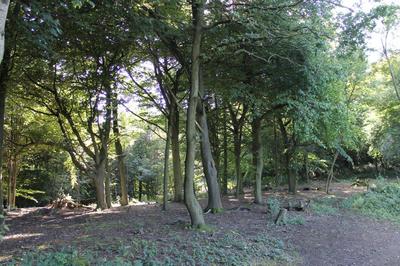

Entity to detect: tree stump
[274,208,287,225]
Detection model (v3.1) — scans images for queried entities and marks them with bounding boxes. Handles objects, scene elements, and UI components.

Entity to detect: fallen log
[267,199,310,214]
[281,199,310,211]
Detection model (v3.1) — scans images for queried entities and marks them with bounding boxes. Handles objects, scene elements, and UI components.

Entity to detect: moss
[210,207,224,214]
[192,224,214,232]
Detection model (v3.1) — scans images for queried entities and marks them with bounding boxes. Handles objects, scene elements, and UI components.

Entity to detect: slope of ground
[0,181,399,265]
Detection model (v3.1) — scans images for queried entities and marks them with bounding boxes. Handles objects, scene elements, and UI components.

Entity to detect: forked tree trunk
[112,94,128,206]
[252,116,263,204]
[170,100,184,202]
[184,0,206,228]
[94,161,108,210]
[197,75,223,212]
[325,151,339,194]
[278,118,296,194]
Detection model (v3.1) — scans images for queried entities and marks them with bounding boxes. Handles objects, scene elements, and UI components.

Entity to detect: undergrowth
[9,230,295,265]
[310,197,339,215]
[342,180,400,223]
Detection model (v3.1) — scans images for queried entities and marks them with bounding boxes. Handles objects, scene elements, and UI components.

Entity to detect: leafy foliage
[343,179,400,223]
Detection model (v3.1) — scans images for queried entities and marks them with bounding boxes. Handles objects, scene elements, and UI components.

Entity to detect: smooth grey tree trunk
[184,0,206,228]
[105,159,112,208]
[170,101,184,202]
[94,161,108,210]
[0,0,10,214]
[197,70,223,212]
[163,118,171,211]
[222,109,228,195]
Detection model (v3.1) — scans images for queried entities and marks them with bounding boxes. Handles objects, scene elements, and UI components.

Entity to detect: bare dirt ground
[1,181,400,265]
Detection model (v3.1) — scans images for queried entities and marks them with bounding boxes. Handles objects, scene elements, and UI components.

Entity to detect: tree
[183,0,206,228]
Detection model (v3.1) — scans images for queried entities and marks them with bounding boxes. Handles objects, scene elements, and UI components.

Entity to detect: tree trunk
[222,108,228,195]
[170,100,183,202]
[233,131,242,197]
[197,72,223,212]
[138,179,143,202]
[163,118,171,211]
[252,116,263,204]
[0,0,17,215]
[112,94,128,206]
[105,159,112,208]
[7,156,18,209]
[278,118,296,194]
[0,60,7,215]
[303,151,310,184]
[325,151,339,194]
[94,161,108,210]
[285,152,296,194]
[132,175,136,199]
[184,0,206,228]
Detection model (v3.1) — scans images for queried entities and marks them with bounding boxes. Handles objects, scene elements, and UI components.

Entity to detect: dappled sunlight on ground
[3,232,43,241]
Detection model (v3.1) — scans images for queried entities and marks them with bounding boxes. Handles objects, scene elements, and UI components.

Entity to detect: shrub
[310,198,339,215]
[266,197,281,217]
[342,180,400,222]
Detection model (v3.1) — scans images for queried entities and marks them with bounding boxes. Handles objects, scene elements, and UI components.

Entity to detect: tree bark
[278,119,296,194]
[222,108,228,195]
[233,129,242,197]
[138,179,143,202]
[0,85,5,214]
[252,116,263,204]
[94,160,107,210]
[228,105,247,197]
[0,0,12,214]
[163,118,171,211]
[325,151,339,194]
[304,151,309,184]
[105,159,112,209]
[184,0,206,228]
[112,94,128,206]
[7,156,18,209]
[197,72,223,212]
[285,152,296,194]
[170,100,183,202]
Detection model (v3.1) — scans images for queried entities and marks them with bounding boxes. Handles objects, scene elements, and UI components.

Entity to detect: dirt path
[273,212,400,266]
[1,183,400,265]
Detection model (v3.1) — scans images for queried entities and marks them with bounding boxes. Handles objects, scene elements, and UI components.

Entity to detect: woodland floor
[1,181,400,265]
